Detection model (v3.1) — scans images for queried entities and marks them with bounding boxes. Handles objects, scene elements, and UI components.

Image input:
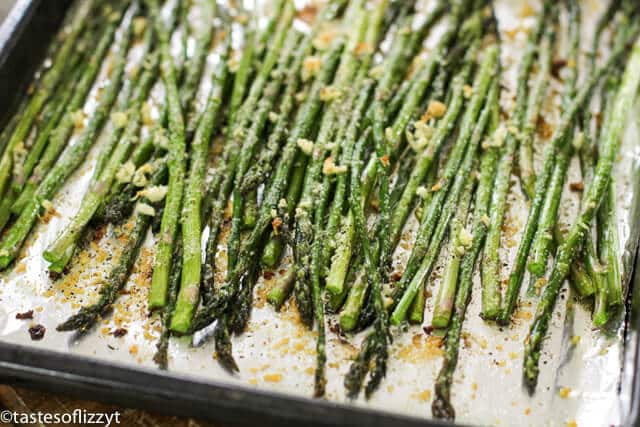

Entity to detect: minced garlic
[71,110,86,129]
[133,17,147,37]
[137,185,167,202]
[407,121,434,152]
[320,86,341,102]
[135,203,156,217]
[297,138,314,155]
[116,161,135,184]
[425,100,447,120]
[416,186,429,199]
[111,111,128,129]
[323,157,347,175]
[463,84,473,98]
[302,56,321,81]
[141,102,154,125]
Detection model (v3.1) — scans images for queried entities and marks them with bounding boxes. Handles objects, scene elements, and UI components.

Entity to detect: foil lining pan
[0,1,639,426]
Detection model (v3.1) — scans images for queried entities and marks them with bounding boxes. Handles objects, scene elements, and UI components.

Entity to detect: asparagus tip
[432,396,455,420]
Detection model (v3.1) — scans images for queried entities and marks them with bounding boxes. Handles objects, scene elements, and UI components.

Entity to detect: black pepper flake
[16,310,34,320]
[28,324,46,340]
[112,328,128,337]
[48,270,62,281]
[263,271,275,280]
[551,59,567,79]
[423,325,434,335]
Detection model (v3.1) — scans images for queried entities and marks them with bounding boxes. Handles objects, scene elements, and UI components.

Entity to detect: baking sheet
[1,1,639,426]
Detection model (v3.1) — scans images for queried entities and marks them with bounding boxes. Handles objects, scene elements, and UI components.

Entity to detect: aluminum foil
[0,1,639,426]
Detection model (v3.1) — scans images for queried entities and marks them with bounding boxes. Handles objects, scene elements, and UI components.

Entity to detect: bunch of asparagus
[1,0,639,418]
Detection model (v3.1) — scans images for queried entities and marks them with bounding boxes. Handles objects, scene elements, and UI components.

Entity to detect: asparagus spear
[179,0,218,116]
[324,129,371,311]
[10,52,85,194]
[292,1,367,328]
[0,95,28,161]
[406,152,439,324]
[56,214,152,334]
[527,0,581,290]
[191,34,345,332]
[517,24,556,200]
[261,152,307,269]
[480,2,551,319]
[12,7,129,213]
[523,34,640,390]
[311,10,388,397]
[432,88,502,422]
[338,12,471,331]
[498,24,635,325]
[598,178,623,307]
[200,1,332,306]
[343,123,392,399]
[227,15,256,132]
[43,52,159,273]
[170,40,230,334]
[0,0,95,199]
[388,43,498,325]
[0,7,135,270]
[580,18,634,322]
[388,10,485,244]
[1,67,84,230]
[596,21,629,309]
[57,157,168,334]
[153,239,182,369]
[433,80,499,328]
[84,5,187,228]
[391,135,481,325]
[227,28,299,277]
[254,0,286,60]
[323,82,374,296]
[360,4,465,201]
[146,0,187,311]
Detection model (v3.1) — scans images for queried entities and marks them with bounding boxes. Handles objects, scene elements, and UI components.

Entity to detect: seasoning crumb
[558,387,571,398]
[263,373,283,383]
[129,344,138,355]
[425,100,447,120]
[28,324,46,340]
[323,156,347,175]
[319,86,341,102]
[302,56,321,81]
[415,390,431,402]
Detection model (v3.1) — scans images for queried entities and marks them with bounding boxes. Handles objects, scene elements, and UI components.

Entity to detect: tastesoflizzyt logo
[1,409,121,426]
